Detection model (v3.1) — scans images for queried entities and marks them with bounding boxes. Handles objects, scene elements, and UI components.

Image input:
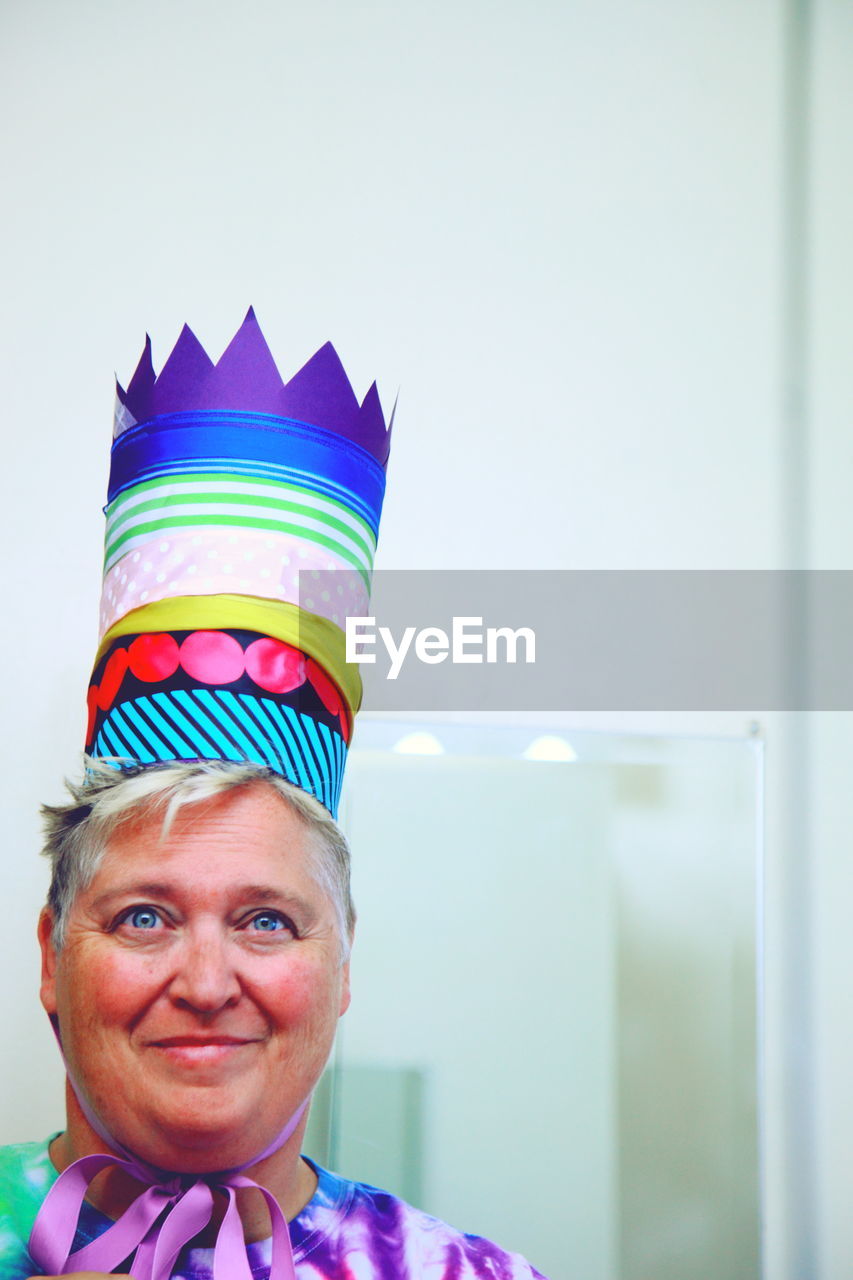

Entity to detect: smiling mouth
[151,1036,258,1047]
[147,1036,262,1065]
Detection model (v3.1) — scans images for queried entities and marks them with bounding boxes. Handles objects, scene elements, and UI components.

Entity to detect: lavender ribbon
[29,1023,307,1278]
[28,1104,305,1279]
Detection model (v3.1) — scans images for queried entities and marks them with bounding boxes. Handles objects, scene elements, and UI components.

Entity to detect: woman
[0,314,547,1278]
[0,759,545,1278]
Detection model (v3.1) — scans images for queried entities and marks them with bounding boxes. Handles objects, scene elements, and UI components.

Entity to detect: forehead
[95,784,318,888]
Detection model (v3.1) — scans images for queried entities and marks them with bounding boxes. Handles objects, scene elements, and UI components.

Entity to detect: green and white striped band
[104,472,377,584]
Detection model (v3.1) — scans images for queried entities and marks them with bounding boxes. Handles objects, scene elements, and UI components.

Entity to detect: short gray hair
[41,758,355,957]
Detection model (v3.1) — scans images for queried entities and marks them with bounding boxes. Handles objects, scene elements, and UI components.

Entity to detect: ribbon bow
[28,1100,307,1279]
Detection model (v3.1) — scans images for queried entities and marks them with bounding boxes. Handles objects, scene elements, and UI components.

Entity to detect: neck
[52,1080,318,1243]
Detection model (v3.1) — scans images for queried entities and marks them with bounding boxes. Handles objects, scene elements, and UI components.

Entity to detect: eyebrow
[90,882,319,919]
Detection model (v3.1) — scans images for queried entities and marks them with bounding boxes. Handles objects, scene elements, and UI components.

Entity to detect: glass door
[304,720,762,1280]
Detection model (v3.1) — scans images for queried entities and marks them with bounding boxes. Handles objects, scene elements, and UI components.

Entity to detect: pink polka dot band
[99,528,369,640]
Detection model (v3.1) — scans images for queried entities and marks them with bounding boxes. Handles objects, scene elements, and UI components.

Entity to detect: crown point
[150,324,215,415]
[210,308,284,411]
[118,332,156,408]
[280,342,360,437]
[357,381,391,467]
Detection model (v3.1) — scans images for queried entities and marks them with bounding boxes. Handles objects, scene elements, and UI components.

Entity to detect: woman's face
[39,783,350,1173]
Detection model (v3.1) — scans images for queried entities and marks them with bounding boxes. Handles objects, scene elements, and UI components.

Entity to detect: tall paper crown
[87,309,392,816]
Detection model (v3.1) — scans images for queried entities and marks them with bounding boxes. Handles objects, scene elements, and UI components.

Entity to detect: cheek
[257,956,343,1028]
[58,948,163,1033]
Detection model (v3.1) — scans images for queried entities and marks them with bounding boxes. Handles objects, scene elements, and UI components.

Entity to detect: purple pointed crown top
[115,308,392,469]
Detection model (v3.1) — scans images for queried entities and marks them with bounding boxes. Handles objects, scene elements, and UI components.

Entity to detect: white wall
[0,1,847,1276]
[809,3,853,1278]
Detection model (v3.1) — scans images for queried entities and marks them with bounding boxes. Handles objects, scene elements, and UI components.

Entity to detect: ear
[38,907,59,1017]
[338,955,352,1018]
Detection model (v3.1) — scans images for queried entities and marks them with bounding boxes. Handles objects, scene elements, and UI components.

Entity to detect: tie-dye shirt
[0,1139,547,1279]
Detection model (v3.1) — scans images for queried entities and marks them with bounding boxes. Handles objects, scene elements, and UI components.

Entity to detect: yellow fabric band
[95,594,362,717]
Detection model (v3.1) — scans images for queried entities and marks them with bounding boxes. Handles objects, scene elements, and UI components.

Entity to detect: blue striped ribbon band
[108,411,386,535]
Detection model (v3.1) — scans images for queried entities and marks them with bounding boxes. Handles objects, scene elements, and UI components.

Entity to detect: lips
[146,1034,264,1068]
[150,1036,258,1047]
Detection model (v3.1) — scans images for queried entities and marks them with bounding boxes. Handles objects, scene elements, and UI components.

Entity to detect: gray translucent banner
[299,570,852,711]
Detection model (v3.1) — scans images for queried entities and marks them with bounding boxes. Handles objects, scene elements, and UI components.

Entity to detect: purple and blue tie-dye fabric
[0,1140,548,1279]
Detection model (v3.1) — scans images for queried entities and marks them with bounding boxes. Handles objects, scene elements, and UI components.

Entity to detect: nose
[168,922,242,1014]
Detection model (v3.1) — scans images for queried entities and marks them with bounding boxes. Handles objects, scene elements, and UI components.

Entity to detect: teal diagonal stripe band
[93,691,347,818]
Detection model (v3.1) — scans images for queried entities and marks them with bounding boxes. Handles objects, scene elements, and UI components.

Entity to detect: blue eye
[127,907,161,930]
[251,912,287,932]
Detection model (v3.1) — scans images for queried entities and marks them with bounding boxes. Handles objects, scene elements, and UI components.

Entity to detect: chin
[126,1092,291,1173]
[133,1117,267,1174]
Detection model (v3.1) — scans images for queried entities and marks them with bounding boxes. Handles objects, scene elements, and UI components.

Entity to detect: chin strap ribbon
[28,1099,307,1279]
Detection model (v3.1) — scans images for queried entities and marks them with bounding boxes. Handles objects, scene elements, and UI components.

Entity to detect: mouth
[148,1035,262,1066]
[151,1036,258,1047]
